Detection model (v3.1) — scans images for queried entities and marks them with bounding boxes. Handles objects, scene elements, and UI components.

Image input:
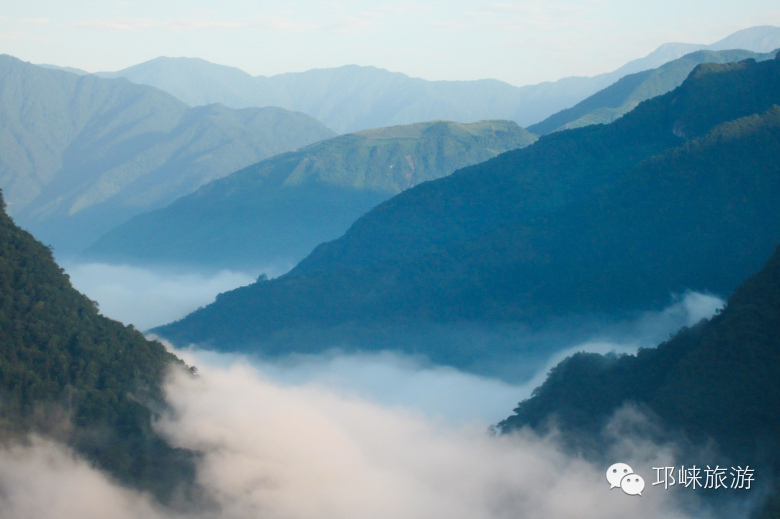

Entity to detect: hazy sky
[1,1,779,86]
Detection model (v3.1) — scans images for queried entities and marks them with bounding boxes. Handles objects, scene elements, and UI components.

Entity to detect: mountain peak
[709,24,780,52]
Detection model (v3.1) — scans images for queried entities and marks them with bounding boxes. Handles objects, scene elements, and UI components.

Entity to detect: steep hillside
[154,56,780,376]
[0,190,195,501]
[85,120,535,270]
[529,48,777,134]
[0,55,334,252]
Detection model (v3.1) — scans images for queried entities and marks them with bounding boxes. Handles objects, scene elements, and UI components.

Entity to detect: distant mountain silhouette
[96,26,780,133]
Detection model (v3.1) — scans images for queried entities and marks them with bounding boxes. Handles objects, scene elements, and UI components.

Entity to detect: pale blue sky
[1,0,778,85]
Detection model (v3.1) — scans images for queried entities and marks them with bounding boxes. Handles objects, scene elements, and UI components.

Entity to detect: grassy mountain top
[353,119,511,139]
[85,120,534,270]
[0,189,194,501]
[272,119,535,192]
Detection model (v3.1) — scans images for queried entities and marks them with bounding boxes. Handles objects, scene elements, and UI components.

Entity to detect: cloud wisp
[61,262,256,330]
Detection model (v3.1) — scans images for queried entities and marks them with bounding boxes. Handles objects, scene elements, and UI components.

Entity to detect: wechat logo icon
[607,463,645,496]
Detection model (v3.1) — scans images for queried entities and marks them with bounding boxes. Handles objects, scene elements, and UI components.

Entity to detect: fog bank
[0,354,711,519]
[0,261,743,518]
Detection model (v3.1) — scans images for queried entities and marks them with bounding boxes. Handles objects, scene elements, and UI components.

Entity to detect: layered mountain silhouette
[85,120,535,271]
[0,55,334,253]
[529,48,779,135]
[0,189,195,502]
[100,59,598,133]
[95,26,780,133]
[154,55,780,376]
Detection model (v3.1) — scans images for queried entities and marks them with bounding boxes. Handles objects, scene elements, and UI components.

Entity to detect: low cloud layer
[0,354,708,519]
[61,262,256,330]
[0,285,734,518]
[188,349,525,426]
[156,357,701,519]
[186,290,725,425]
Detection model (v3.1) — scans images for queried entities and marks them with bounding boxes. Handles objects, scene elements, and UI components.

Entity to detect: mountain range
[154,55,780,378]
[83,38,780,274]
[84,120,536,271]
[0,55,334,253]
[93,26,780,133]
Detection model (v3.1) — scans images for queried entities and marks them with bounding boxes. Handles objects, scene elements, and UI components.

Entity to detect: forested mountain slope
[498,243,780,457]
[498,243,780,517]
[85,120,535,270]
[155,56,780,376]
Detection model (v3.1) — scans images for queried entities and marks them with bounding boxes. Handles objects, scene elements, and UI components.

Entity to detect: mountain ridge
[85,119,536,270]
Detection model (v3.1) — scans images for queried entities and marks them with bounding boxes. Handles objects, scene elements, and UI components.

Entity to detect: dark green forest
[0,189,195,501]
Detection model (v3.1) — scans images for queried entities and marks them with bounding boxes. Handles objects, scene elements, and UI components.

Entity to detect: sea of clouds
[2,262,752,518]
